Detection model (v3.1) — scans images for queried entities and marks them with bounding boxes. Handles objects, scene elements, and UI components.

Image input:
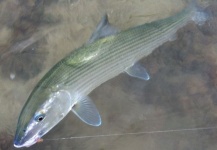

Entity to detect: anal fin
[125,63,150,81]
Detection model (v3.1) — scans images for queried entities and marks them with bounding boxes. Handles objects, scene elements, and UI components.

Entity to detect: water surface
[0,0,217,150]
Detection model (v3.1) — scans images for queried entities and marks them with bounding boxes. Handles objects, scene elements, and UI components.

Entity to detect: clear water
[0,0,217,149]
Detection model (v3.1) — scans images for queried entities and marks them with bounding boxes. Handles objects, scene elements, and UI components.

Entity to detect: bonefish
[14,2,208,148]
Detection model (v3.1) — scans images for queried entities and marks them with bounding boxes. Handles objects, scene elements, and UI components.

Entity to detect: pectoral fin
[125,63,150,81]
[88,14,119,43]
[71,95,101,126]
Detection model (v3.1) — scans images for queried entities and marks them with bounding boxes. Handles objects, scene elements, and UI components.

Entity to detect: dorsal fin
[88,14,119,44]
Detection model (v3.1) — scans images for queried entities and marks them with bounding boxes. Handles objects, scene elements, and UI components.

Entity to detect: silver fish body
[38,6,195,95]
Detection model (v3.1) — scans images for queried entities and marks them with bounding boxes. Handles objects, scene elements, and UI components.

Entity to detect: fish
[13,2,208,148]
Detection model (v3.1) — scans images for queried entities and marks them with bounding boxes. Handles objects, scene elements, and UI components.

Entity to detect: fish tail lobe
[189,0,210,26]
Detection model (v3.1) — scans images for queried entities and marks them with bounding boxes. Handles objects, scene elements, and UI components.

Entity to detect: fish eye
[34,114,46,122]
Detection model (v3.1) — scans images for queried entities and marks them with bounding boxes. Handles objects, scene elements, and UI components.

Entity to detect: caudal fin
[190,0,210,25]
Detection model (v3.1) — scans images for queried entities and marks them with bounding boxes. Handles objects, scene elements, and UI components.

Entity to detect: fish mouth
[14,141,35,148]
[14,136,42,148]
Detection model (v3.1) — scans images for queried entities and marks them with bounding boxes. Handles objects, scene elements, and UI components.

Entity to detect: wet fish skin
[14,4,207,148]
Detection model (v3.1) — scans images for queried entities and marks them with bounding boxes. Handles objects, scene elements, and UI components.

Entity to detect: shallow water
[0,0,217,150]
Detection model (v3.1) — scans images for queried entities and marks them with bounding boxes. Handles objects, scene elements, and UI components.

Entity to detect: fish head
[14,90,72,148]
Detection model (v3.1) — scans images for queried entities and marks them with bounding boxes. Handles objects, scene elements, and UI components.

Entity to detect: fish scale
[19,5,193,129]
[29,6,193,97]
[64,6,193,95]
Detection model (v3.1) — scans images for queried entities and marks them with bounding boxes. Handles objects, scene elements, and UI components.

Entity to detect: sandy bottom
[0,0,217,150]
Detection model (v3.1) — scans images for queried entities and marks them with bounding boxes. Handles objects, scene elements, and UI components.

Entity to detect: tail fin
[190,0,210,26]
[191,9,209,26]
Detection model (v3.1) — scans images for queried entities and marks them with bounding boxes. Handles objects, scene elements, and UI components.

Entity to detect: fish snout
[13,134,39,148]
[14,139,22,148]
